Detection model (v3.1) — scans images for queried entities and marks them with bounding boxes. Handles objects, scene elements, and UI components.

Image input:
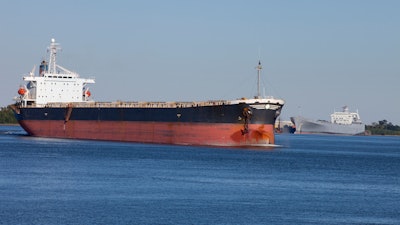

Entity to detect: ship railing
[36,100,229,108]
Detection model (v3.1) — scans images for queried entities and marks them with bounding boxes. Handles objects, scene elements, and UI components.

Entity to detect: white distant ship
[291,106,365,135]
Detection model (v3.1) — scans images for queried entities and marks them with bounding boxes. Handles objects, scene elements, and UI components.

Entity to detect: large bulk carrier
[11,39,284,147]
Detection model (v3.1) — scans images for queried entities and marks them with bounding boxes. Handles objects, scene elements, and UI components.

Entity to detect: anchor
[241,107,252,135]
[64,104,73,130]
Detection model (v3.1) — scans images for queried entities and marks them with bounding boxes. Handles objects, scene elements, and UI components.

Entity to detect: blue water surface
[0,125,399,224]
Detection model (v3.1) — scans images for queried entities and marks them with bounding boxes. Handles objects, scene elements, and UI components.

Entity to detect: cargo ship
[11,39,285,147]
[291,106,365,135]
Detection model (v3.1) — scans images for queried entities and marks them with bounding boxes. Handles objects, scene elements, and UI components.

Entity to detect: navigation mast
[47,38,61,74]
[256,60,262,98]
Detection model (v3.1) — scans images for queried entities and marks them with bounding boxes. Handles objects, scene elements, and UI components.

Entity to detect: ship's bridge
[22,73,95,106]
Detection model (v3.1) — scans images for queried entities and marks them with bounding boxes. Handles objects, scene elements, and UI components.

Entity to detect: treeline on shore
[366,120,400,135]
[1,106,400,135]
[0,106,17,124]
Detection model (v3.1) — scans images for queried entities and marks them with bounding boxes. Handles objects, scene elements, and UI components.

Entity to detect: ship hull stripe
[17,105,278,124]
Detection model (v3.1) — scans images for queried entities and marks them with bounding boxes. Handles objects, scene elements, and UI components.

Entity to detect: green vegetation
[366,120,400,135]
[0,106,17,124]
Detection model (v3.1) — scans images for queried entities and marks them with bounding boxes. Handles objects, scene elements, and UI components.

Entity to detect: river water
[0,125,399,224]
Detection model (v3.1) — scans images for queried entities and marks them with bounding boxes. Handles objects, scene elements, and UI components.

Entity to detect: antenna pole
[256,61,262,98]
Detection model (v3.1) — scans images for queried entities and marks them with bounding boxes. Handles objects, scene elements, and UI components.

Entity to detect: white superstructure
[17,39,95,106]
[330,106,362,125]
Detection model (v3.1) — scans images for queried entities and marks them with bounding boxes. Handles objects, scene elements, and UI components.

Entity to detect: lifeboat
[18,87,26,95]
[83,89,91,97]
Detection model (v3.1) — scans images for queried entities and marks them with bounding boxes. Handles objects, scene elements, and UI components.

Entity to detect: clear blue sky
[1,0,399,125]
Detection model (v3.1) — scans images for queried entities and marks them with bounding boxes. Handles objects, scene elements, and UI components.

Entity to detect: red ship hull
[19,120,275,147]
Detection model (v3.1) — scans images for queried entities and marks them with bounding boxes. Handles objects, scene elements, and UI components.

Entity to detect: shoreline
[0,123,19,126]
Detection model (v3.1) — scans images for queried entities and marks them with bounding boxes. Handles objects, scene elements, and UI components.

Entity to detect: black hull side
[17,103,281,125]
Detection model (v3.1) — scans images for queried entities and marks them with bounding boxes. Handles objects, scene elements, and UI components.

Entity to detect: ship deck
[23,100,230,108]
[20,97,283,109]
